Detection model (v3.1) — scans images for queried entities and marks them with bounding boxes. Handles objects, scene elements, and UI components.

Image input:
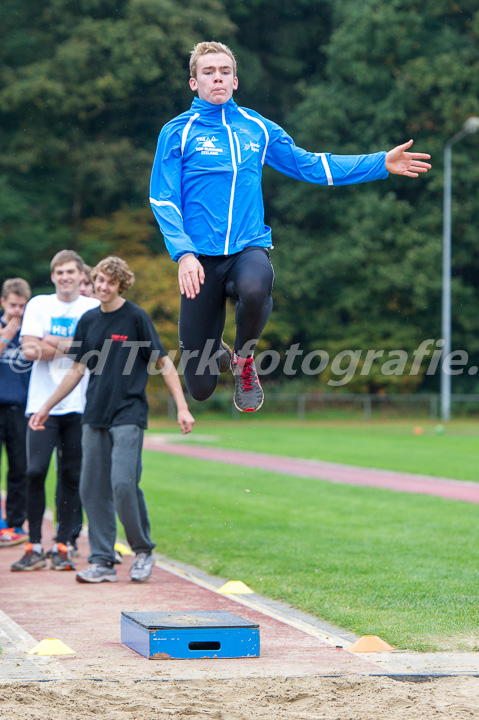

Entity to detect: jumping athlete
[150,41,431,413]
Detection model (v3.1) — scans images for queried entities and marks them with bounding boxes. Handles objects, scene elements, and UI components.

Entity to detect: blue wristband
[0,336,12,346]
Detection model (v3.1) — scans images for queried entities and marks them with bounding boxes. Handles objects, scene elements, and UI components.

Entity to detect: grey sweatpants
[80,424,155,565]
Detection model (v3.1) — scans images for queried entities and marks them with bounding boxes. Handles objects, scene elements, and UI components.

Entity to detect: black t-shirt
[70,300,167,429]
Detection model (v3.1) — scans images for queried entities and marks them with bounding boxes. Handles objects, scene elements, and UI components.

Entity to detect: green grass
[30,420,479,652]
[150,419,479,482]
[135,449,479,652]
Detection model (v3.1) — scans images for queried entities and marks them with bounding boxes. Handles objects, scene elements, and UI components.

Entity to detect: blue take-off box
[121,610,260,660]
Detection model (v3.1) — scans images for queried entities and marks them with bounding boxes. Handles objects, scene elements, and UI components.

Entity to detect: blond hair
[190,42,236,79]
[91,256,135,294]
[1,278,31,301]
[50,249,84,273]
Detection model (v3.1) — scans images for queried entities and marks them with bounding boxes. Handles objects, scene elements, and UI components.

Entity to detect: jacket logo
[244,141,260,153]
[111,334,128,342]
[195,136,223,156]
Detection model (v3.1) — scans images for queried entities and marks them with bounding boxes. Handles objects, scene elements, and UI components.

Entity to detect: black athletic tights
[179,247,274,401]
[26,412,82,545]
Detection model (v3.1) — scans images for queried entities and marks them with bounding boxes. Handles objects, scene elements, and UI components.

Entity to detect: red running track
[143,437,479,504]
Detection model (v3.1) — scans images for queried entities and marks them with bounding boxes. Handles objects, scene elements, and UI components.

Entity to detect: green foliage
[0,0,235,259]
[267,0,479,392]
[222,0,331,120]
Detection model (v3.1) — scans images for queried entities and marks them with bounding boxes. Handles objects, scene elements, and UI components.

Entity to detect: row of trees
[1,0,478,392]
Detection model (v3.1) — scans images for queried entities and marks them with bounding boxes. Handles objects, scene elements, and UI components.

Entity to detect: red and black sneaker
[231,352,264,413]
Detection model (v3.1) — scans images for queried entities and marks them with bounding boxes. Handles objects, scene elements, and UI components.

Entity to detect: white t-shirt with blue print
[21,293,99,415]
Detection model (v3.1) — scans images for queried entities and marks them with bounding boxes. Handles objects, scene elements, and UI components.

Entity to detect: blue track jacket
[150,97,389,262]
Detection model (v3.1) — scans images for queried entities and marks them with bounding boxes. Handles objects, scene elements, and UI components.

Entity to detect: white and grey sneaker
[76,563,118,583]
[130,552,155,582]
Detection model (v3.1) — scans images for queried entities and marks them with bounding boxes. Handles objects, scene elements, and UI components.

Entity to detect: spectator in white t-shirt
[11,250,99,573]
[53,262,96,556]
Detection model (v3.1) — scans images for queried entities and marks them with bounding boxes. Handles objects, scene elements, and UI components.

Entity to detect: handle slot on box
[189,641,221,651]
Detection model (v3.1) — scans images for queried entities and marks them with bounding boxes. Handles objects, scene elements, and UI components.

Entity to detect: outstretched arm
[265,118,431,185]
[385,139,431,177]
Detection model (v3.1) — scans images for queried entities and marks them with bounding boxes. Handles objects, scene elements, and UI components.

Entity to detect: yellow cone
[114,541,134,556]
[347,635,393,653]
[28,638,76,656]
[218,580,254,594]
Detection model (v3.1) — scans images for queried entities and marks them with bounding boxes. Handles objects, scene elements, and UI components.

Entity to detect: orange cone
[347,635,393,653]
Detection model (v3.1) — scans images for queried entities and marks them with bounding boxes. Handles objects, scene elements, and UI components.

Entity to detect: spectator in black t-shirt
[29,256,195,584]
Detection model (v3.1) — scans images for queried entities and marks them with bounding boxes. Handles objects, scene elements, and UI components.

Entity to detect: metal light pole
[441,117,479,421]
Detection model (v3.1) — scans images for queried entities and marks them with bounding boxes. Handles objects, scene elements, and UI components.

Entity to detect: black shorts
[179,246,274,400]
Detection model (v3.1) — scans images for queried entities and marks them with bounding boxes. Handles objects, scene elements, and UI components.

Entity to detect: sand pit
[2,675,479,719]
